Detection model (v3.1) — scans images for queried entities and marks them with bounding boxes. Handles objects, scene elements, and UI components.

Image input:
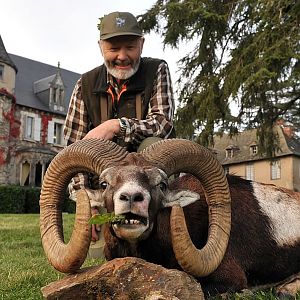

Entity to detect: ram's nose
[119,192,144,202]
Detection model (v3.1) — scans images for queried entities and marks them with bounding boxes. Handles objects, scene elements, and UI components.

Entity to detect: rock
[276,272,300,299]
[41,257,204,300]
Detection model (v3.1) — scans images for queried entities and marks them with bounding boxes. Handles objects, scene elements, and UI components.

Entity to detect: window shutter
[34,117,41,141]
[47,121,54,143]
[246,163,254,180]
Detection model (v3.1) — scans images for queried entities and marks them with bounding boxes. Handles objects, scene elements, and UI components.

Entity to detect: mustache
[113,59,131,66]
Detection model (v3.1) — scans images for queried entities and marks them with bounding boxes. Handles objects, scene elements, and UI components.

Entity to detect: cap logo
[115,17,126,27]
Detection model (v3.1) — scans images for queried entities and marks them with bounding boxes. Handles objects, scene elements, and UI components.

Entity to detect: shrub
[0,185,26,213]
[24,187,41,213]
[0,185,76,214]
[63,196,76,213]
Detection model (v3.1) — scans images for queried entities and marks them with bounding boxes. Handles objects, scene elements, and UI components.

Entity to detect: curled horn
[40,139,128,273]
[141,139,231,277]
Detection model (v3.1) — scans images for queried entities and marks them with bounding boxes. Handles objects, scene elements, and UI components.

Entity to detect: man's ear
[163,189,200,208]
[98,40,103,55]
[140,37,145,54]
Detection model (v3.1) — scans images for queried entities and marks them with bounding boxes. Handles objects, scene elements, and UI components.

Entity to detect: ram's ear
[163,189,200,208]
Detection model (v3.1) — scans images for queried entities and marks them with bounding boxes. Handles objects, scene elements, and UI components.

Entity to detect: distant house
[0,35,80,187]
[212,125,300,191]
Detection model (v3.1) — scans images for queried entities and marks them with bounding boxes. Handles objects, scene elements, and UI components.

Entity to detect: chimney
[276,119,294,138]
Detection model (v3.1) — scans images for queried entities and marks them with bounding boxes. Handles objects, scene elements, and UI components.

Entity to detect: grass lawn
[0,214,100,300]
[0,214,299,300]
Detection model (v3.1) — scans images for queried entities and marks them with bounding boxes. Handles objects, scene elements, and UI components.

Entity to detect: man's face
[100,36,144,80]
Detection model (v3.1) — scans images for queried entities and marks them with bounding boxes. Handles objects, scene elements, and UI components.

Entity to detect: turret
[0,35,18,94]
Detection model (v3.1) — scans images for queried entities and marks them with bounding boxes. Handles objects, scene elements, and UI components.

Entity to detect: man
[64,11,175,242]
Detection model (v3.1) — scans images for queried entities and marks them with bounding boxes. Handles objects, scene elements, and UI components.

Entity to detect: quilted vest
[81,57,164,129]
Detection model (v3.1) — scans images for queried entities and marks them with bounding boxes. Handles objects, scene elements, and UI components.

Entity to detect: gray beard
[105,58,140,80]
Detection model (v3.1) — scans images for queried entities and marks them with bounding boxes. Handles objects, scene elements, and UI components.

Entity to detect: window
[58,89,64,106]
[47,119,65,146]
[51,86,64,108]
[226,149,233,158]
[21,161,30,186]
[52,87,58,104]
[250,145,258,155]
[20,160,49,187]
[246,163,254,180]
[25,116,34,139]
[53,122,63,144]
[0,64,4,80]
[35,162,43,187]
[23,113,41,141]
[225,145,239,158]
[271,160,281,180]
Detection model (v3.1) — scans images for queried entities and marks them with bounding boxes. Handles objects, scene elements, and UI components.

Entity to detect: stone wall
[0,90,65,186]
[0,92,13,184]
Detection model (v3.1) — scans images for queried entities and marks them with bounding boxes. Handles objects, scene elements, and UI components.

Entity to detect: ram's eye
[100,181,108,190]
[159,181,167,192]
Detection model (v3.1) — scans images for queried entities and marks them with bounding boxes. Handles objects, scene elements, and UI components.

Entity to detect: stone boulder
[41,257,204,300]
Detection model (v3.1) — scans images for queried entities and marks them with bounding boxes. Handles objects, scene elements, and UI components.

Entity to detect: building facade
[213,125,300,191]
[1,35,299,191]
[0,35,80,187]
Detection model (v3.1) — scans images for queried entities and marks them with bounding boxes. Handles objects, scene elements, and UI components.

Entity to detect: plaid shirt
[64,60,175,204]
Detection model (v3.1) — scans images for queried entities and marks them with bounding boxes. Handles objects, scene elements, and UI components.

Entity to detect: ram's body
[39,139,300,297]
[102,173,300,295]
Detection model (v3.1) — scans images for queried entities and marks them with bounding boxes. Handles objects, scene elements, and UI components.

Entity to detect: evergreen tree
[139,0,300,155]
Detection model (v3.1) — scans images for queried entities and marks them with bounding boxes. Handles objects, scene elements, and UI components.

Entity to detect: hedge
[0,185,26,213]
[0,185,76,214]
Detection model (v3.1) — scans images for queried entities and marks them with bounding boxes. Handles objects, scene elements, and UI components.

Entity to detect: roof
[9,54,80,115]
[0,35,18,72]
[213,125,300,165]
[33,74,56,94]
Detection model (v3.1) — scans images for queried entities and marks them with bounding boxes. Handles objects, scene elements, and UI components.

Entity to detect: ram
[40,139,300,296]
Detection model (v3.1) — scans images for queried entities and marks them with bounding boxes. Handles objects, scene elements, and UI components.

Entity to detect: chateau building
[1,35,299,191]
[212,124,300,191]
[0,35,80,186]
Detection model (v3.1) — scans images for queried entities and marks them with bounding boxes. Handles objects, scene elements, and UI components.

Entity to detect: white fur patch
[252,182,300,247]
[114,180,150,216]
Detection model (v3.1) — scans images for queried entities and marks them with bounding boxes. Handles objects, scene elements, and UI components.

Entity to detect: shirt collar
[107,72,129,93]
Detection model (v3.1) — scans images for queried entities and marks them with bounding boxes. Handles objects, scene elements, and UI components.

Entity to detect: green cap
[99,12,143,40]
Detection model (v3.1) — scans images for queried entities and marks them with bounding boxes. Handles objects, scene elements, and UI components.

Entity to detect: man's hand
[83,119,120,140]
[91,207,101,242]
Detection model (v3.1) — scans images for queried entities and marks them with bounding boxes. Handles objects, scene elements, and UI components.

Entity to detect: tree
[139,0,300,155]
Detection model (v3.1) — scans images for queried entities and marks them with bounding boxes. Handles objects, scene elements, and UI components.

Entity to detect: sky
[0,0,182,84]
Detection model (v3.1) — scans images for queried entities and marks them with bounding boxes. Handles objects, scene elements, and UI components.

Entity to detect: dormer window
[250,144,258,155]
[51,86,64,108]
[226,148,233,158]
[52,87,57,104]
[33,68,65,112]
[225,145,239,158]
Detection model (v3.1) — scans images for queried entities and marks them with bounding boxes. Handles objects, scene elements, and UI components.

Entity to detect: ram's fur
[39,139,300,296]
[100,167,300,295]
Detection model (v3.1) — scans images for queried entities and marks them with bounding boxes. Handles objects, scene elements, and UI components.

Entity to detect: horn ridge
[40,139,128,273]
[141,138,231,277]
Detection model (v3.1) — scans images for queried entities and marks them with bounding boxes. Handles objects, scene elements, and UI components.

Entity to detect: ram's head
[40,139,231,277]
[94,163,202,241]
